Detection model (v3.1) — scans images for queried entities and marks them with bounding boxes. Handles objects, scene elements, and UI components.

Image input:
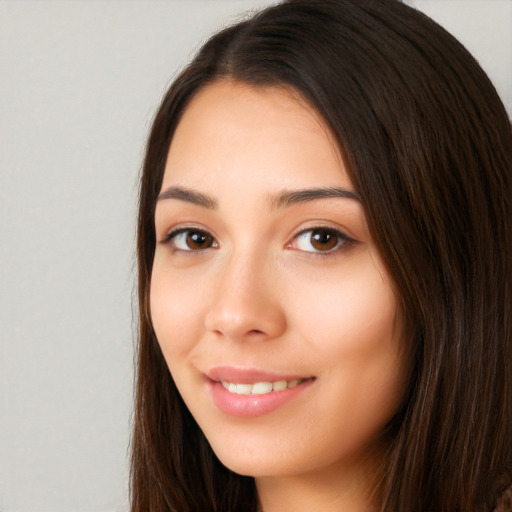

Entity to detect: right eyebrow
[156,185,218,210]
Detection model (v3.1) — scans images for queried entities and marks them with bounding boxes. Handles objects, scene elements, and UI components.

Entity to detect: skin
[150,80,408,512]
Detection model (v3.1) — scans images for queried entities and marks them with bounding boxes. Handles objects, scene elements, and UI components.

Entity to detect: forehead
[162,80,352,194]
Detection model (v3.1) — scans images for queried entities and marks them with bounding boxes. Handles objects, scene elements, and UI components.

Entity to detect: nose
[204,250,287,342]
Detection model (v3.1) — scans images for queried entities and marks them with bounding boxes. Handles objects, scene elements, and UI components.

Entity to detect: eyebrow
[271,187,361,209]
[157,186,218,209]
[156,185,361,210]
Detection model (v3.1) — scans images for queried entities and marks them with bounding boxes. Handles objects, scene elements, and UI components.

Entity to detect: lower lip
[208,379,314,417]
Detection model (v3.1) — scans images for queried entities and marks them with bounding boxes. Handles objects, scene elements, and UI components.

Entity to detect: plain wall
[1,1,510,511]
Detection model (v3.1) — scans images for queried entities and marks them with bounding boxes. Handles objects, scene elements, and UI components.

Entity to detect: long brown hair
[131,1,512,511]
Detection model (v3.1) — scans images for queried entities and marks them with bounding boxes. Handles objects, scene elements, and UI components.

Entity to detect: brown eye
[186,231,213,250]
[310,229,338,251]
[293,227,351,254]
[169,229,216,251]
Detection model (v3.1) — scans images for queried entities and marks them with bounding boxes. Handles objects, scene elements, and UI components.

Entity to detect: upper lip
[206,366,313,384]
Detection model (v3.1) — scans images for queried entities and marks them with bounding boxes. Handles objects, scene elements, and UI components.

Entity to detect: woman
[131,1,512,511]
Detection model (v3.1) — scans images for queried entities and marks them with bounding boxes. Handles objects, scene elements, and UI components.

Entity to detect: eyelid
[161,226,218,252]
[287,226,358,255]
[159,223,215,243]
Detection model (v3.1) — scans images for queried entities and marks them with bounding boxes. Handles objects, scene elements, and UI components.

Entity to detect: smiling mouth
[207,371,316,416]
[220,377,314,396]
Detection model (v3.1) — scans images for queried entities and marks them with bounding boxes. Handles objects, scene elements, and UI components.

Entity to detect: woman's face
[151,81,407,480]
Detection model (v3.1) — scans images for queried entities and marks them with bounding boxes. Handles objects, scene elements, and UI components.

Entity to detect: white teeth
[252,382,273,395]
[272,380,287,392]
[236,383,252,395]
[220,378,306,395]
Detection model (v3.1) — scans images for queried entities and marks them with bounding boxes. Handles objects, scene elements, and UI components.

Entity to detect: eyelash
[162,226,357,257]
[162,227,217,254]
[290,227,357,257]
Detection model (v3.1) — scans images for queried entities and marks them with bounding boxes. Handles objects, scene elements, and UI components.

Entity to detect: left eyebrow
[271,187,361,209]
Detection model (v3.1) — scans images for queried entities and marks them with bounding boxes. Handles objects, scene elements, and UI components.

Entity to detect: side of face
[150,80,407,480]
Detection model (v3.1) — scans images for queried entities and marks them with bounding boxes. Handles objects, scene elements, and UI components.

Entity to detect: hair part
[132,1,512,511]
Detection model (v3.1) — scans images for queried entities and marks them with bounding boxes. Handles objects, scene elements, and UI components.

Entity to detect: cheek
[149,261,206,361]
[291,256,400,357]
[288,256,405,431]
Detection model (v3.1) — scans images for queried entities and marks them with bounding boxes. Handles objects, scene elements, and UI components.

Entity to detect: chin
[204,430,299,478]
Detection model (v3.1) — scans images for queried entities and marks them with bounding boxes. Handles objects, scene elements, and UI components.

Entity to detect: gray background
[1,1,510,511]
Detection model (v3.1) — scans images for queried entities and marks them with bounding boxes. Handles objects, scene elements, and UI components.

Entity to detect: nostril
[204,295,287,341]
